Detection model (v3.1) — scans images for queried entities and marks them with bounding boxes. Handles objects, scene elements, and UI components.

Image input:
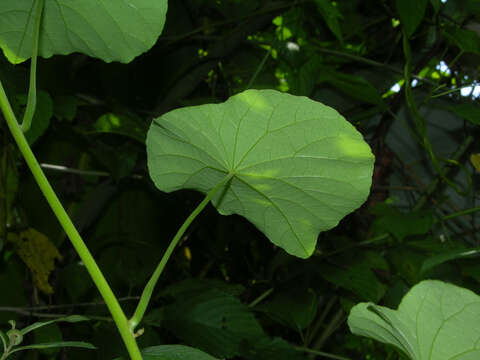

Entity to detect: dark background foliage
[1,0,479,359]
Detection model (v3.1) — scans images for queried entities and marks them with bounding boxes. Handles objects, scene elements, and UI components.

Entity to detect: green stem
[0,83,142,360]
[439,206,480,222]
[248,288,274,307]
[21,0,43,132]
[129,172,235,331]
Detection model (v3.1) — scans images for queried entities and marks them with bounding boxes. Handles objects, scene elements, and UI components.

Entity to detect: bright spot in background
[441,0,447,3]
[437,61,480,99]
[390,83,401,93]
[436,60,451,75]
[461,83,480,97]
[389,59,479,98]
[286,41,300,52]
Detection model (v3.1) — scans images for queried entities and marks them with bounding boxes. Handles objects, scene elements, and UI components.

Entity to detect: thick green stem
[0,82,142,360]
[129,173,235,331]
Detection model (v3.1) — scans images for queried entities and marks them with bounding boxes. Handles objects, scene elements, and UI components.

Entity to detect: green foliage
[141,345,220,360]
[395,0,429,37]
[147,89,374,258]
[348,280,480,360]
[163,288,265,358]
[0,0,479,359]
[0,317,94,360]
[0,0,168,64]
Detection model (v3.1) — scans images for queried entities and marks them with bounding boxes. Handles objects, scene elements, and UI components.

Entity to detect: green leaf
[20,315,90,336]
[162,278,245,298]
[445,103,480,125]
[53,95,77,122]
[287,55,322,96]
[163,289,265,358]
[10,341,96,355]
[370,204,433,241]
[396,0,428,37]
[0,0,168,64]
[242,337,304,360]
[442,26,480,54]
[146,89,374,258]
[91,113,147,143]
[348,280,480,360]
[314,0,343,42]
[420,247,480,275]
[430,0,441,13]
[257,288,317,330]
[141,345,219,360]
[318,251,389,302]
[33,323,62,356]
[318,71,385,106]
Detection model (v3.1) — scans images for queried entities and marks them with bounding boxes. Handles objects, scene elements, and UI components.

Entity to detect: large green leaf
[0,0,168,64]
[348,280,480,360]
[147,89,374,258]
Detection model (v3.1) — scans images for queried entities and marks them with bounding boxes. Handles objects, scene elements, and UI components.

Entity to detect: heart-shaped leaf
[0,0,168,64]
[348,280,480,360]
[147,89,374,258]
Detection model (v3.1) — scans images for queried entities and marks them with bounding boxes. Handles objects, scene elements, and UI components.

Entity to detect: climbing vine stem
[0,81,143,360]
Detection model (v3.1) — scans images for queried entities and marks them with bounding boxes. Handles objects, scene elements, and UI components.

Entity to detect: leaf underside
[348,280,480,360]
[0,0,168,64]
[147,89,374,258]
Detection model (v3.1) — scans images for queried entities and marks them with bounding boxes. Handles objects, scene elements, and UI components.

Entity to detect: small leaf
[442,26,480,54]
[430,0,441,13]
[318,71,385,106]
[314,0,343,42]
[91,113,147,143]
[445,103,480,125]
[20,315,90,336]
[471,154,480,171]
[348,280,480,360]
[0,0,168,64]
[420,247,480,275]
[147,89,374,258]
[33,323,62,356]
[141,345,219,360]
[7,228,62,295]
[10,341,96,355]
[396,0,428,37]
[371,204,433,241]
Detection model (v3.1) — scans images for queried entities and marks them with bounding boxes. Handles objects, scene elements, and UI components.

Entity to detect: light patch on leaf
[471,153,480,172]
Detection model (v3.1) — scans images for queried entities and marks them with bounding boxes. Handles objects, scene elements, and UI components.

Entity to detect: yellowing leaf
[8,229,62,294]
[471,153,480,172]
